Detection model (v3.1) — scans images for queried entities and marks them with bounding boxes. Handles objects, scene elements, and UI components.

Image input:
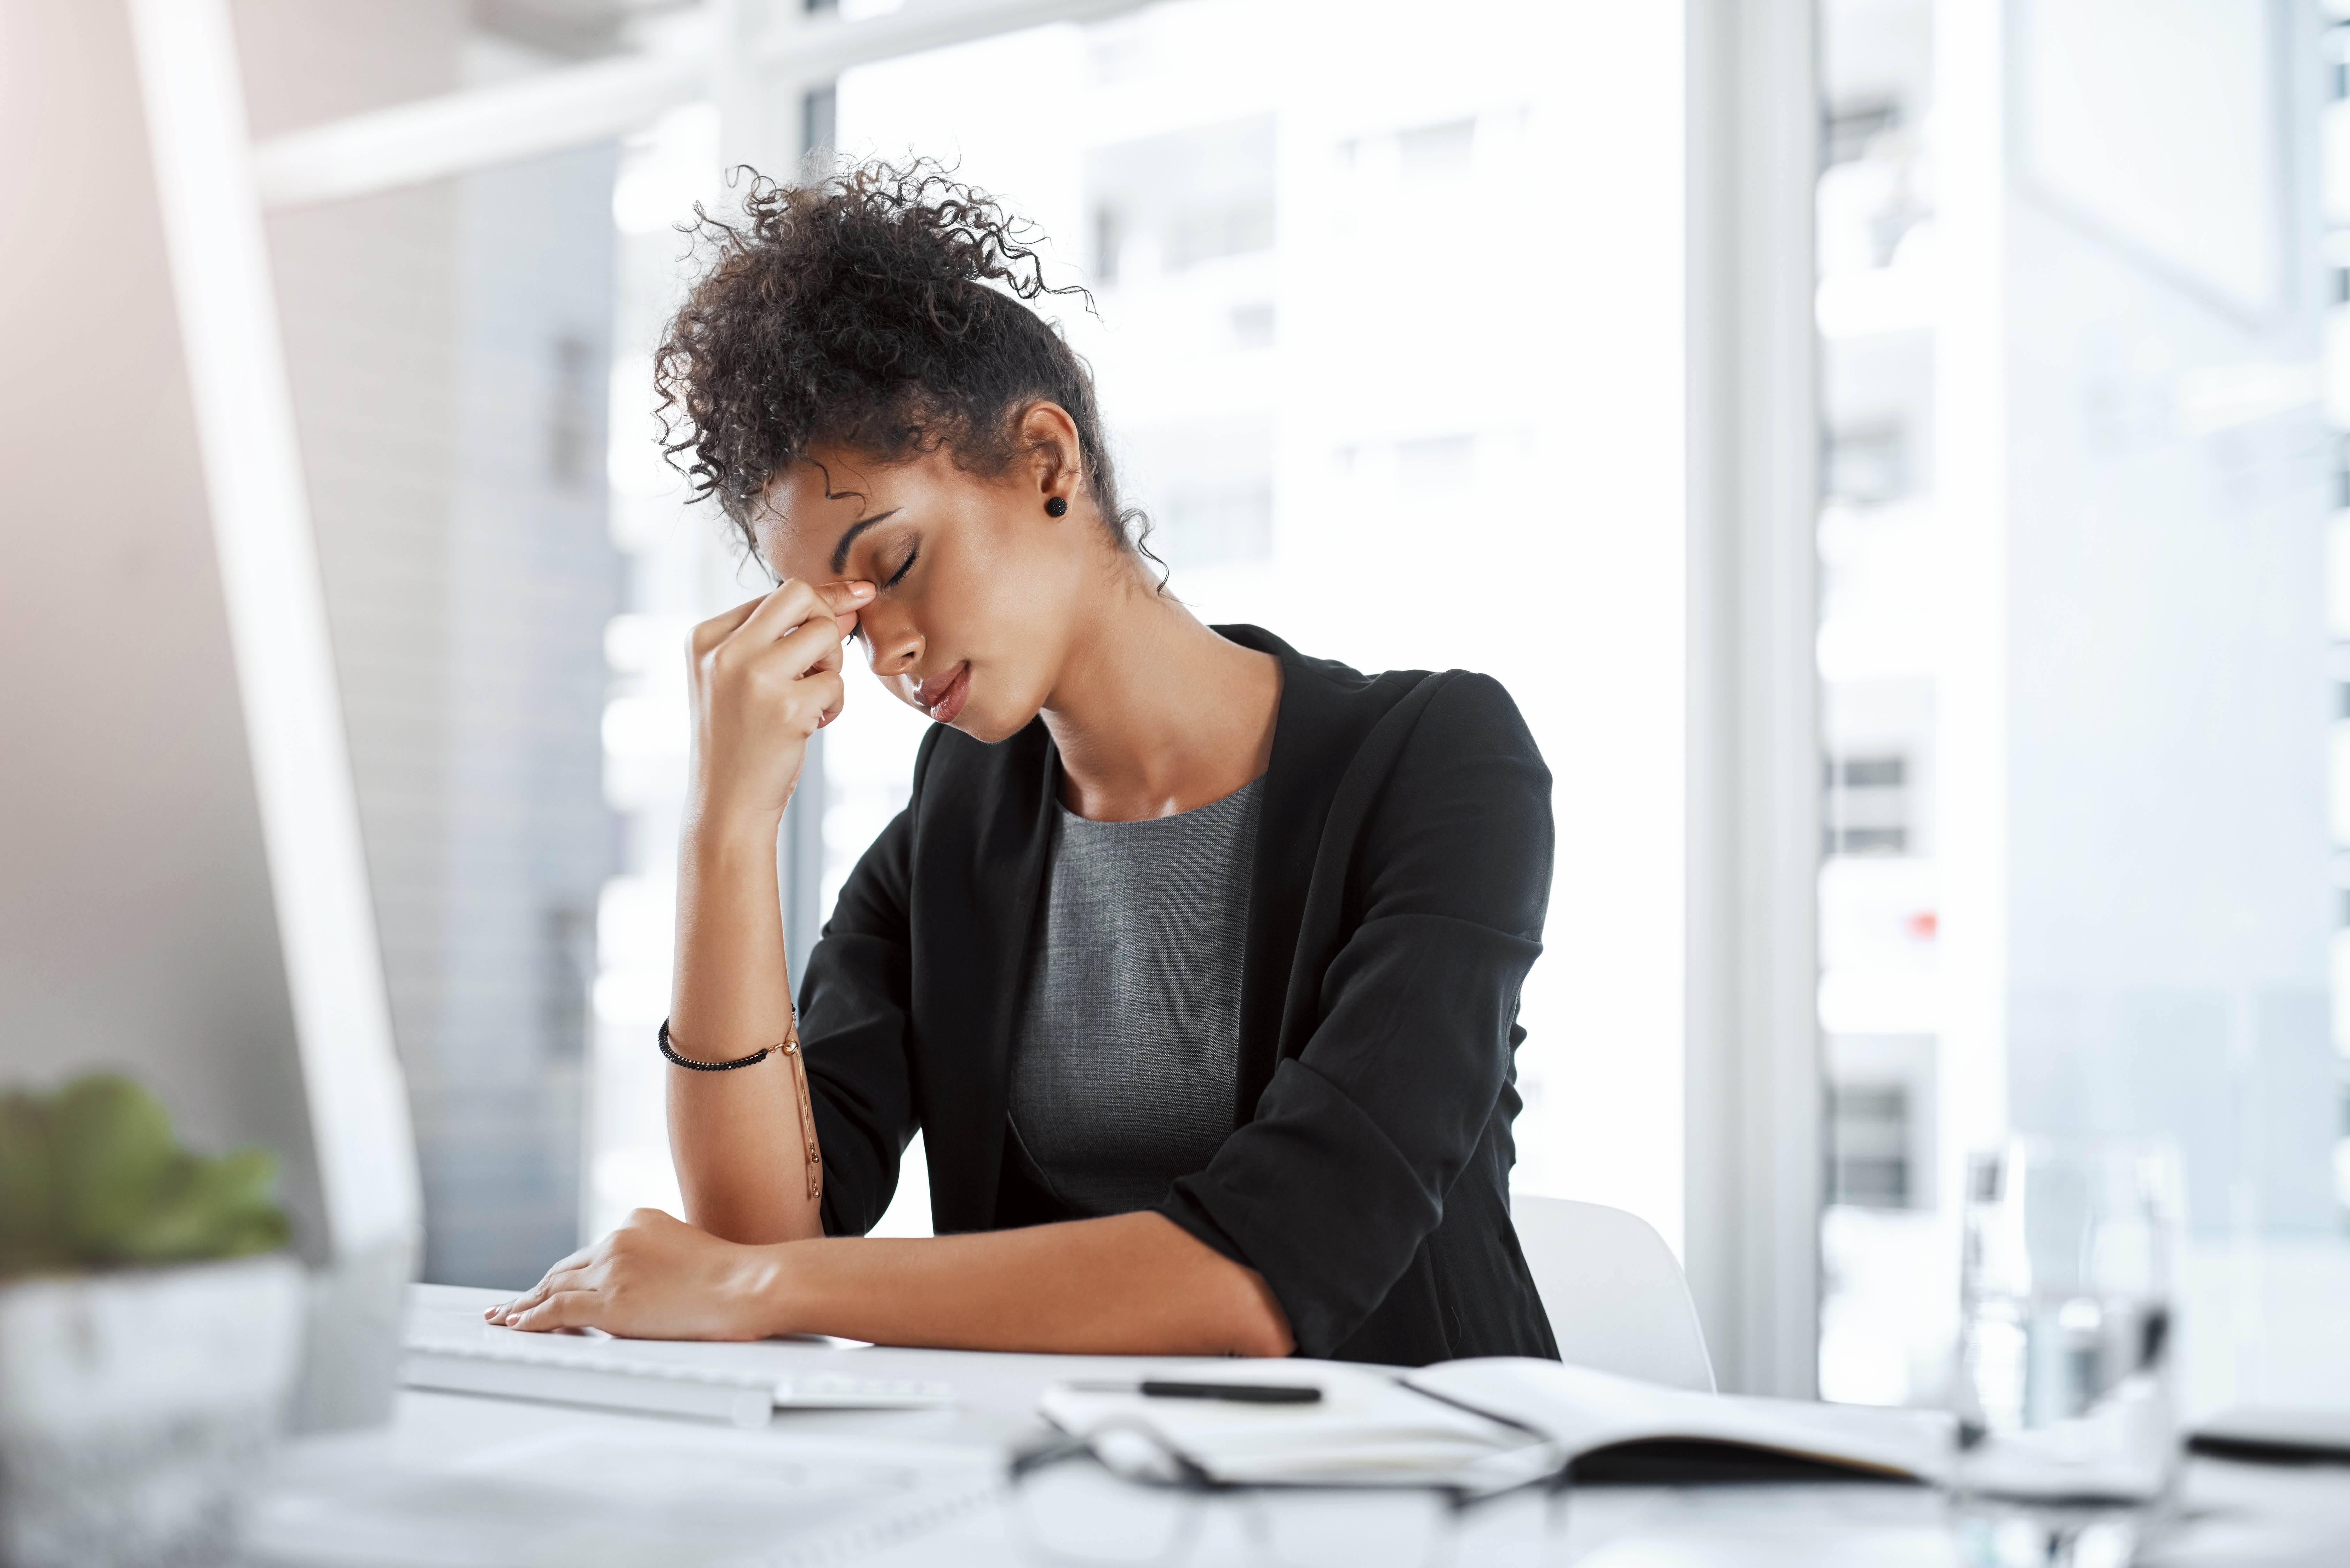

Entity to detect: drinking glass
[1948,1138,2186,1568]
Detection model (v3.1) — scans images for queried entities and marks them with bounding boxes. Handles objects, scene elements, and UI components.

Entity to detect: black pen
[1062,1379,1323,1405]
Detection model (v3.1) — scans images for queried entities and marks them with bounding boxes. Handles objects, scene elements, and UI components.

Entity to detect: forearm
[668,809,823,1244]
[760,1212,1294,1357]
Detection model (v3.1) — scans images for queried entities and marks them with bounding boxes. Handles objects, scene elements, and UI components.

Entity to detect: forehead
[755,455,885,568]
[764,454,879,527]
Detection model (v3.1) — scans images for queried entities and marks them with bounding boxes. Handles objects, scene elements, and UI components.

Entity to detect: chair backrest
[1512,1195,1716,1393]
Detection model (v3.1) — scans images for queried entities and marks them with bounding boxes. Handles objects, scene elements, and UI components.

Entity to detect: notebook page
[1037,1363,1557,1492]
[1405,1359,1952,1483]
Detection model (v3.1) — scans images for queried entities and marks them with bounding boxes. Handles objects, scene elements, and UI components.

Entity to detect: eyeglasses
[1003,1422,1574,1568]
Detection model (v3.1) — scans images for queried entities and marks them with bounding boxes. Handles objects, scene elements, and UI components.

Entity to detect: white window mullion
[1683,0,1824,1400]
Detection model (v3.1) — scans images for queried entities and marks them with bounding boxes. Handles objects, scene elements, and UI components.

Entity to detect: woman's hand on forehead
[687,577,874,829]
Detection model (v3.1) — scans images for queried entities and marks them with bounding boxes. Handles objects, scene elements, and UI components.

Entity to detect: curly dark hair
[653,159,1148,571]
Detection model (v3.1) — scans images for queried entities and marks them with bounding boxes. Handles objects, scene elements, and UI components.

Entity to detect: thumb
[822,578,875,637]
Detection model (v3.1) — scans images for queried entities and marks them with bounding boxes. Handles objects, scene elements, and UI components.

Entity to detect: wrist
[682,799,785,860]
[739,1242,803,1337]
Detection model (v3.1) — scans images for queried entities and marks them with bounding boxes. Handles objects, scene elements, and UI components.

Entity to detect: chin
[951,681,1047,745]
[956,707,1034,745]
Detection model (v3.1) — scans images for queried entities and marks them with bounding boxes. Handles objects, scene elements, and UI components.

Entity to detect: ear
[1014,401,1085,507]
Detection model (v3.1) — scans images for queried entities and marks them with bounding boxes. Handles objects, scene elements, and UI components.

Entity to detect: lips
[915,662,970,724]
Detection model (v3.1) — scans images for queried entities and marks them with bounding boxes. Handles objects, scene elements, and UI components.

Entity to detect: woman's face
[754,441,1096,743]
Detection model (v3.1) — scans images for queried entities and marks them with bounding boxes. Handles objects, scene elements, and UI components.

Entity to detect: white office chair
[1512,1195,1716,1393]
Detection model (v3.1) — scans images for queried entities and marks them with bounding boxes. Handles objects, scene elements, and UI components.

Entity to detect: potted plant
[0,1073,305,1568]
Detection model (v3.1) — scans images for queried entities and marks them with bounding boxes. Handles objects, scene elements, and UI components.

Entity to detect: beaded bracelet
[658,1019,823,1199]
[657,1018,792,1072]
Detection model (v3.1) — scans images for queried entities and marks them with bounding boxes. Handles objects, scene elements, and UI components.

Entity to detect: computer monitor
[0,0,421,1431]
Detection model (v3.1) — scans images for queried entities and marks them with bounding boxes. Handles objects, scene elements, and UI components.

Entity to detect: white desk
[241,1285,2350,1567]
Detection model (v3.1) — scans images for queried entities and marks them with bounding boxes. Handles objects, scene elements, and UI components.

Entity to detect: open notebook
[1039,1358,1951,1496]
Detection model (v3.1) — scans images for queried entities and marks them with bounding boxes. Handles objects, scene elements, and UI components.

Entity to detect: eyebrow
[829,508,901,575]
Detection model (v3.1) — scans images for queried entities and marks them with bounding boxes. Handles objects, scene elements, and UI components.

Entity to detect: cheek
[881,508,1082,696]
[965,522,1084,629]
[967,569,1088,727]
[913,539,1026,648]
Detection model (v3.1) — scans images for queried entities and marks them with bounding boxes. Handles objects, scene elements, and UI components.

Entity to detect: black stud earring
[1044,495,1068,517]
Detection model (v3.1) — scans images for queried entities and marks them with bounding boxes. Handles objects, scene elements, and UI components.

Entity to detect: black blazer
[797,625,1560,1366]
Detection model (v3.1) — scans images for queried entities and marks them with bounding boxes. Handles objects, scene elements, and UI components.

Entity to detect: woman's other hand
[484,1209,785,1340]
[687,578,873,828]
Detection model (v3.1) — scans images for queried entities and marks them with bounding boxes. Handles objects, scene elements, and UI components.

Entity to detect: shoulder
[1218,624,1454,768]
[1219,624,1544,786]
[1401,671,1546,778]
[1367,671,1551,837]
[1307,663,1552,932]
[1217,622,1421,712]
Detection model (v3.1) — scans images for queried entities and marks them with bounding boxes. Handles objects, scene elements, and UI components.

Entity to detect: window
[1816,0,2350,1415]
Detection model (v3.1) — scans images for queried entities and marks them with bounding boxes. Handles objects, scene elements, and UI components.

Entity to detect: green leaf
[0,1092,60,1275]
[206,1204,292,1260]
[117,1146,287,1265]
[0,1074,292,1277]
[51,1075,179,1262]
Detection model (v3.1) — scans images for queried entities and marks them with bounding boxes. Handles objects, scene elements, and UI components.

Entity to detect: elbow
[1145,1211,1295,1356]
[1221,1265,1296,1359]
[1231,1311,1295,1360]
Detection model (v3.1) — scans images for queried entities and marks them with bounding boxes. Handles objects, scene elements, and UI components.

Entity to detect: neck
[1040,558,1282,822]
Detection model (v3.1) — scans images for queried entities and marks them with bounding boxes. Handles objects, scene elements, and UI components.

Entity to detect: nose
[858,610,921,678]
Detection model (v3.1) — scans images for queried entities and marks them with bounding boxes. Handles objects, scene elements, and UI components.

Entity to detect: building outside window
[1814,0,2350,1416]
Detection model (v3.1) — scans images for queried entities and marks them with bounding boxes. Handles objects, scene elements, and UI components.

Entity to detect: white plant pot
[0,1254,306,1568]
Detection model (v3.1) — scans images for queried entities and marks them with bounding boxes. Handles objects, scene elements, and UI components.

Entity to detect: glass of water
[1948,1138,2186,1568]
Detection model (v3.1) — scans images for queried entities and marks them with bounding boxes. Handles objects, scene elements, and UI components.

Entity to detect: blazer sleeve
[798,728,938,1236]
[1157,672,1553,1355]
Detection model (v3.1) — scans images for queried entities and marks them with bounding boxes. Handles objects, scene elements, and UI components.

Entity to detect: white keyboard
[403,1333,956,1428]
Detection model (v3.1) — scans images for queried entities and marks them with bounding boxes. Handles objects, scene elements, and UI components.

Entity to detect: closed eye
[882,543,919,591]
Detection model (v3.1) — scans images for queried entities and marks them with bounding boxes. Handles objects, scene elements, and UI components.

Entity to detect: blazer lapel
[918,719,1056,1232]
[1225,626,1358,1124]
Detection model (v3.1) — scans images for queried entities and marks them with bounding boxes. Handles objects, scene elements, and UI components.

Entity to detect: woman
[490,163,1557,1366]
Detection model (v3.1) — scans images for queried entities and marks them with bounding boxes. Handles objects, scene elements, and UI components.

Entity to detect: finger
[725,580,822,651]
[496,1232,602,1307]
[493,1263,591,1324]
[739,578,872,643]
[813,668,849,728]
[498,1279,589,1328]
[729,606,850,709]
[690,594,769,659]
[546,1240,599,1275]
[775,611,847,681]
[484,1244,598,1318]
[507,1289,603,1334]
[808,582,869,649]
[816,579,875,616]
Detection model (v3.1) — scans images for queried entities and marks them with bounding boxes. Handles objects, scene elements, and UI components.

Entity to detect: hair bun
[653,158,1148,569]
